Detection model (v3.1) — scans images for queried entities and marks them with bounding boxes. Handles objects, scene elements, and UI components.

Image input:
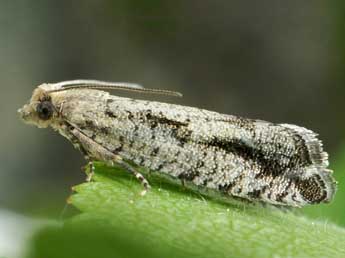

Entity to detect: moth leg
[80,159,95,182]
[69,126,151,195]
[85,161,95,182]
[180,179,186,188]
[115,160,151,196]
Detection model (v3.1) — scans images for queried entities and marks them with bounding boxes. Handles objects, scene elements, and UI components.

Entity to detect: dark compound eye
[36,101,54,120]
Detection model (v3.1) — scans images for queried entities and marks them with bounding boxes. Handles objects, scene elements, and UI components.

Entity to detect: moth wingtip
[324,171,337,202]
[313,167,337,204]
[280,123,330,167]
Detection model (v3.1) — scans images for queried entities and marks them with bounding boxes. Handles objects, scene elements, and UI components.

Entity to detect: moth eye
[36,101,54,120]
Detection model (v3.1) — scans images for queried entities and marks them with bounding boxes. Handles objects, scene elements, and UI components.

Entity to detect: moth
[18,80,336,207]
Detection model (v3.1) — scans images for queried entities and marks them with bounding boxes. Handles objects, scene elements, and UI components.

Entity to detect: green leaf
[27,163,345,258]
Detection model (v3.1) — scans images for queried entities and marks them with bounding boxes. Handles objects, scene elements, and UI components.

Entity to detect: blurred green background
[0,1,345,257]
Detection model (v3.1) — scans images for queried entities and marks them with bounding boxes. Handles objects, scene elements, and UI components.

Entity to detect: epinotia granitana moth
[18,80,336,207]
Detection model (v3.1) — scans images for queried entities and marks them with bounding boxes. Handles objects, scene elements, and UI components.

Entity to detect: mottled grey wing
[61,91,336,206]
[187,116,336,204]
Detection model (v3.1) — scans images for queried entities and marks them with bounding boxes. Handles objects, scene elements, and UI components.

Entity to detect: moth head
[19,79,182,128]
[18,84,59,128]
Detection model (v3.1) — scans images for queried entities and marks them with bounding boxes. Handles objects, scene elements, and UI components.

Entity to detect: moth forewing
[18,80,336,207]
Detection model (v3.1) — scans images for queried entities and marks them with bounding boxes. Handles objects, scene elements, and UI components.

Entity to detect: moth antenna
[47,79,183,97]
[54,80,144,89]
